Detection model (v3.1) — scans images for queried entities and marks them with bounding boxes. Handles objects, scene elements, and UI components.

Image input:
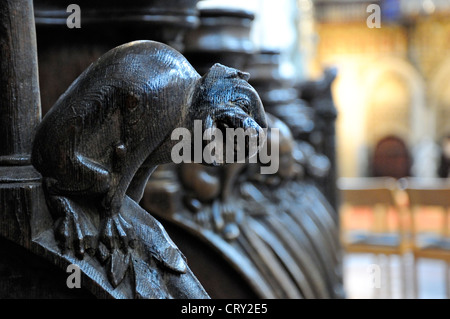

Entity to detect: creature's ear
[204,63,250,82]
[236,70,251,81]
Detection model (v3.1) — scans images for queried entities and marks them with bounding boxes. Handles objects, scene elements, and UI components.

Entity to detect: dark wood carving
[0,0,41,165]
[0,1,268,298]
[246,51,333,182]
[240,114,343,298]
[0,0,92,298]
[183,8,255,75]
[0,0,43,251]
[1,0,345,299]
[31,40,267,293]
[144,114,344,298]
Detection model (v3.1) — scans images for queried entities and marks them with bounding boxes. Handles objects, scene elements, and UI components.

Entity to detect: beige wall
[312,18,450,178]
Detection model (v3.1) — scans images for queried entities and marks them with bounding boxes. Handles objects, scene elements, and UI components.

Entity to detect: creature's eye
[232,98,250,113]
[124,93,144,125]
[126,93,140,110]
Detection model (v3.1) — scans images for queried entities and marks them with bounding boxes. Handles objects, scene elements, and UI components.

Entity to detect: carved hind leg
[101,165,159,254]
[126,165,157,202]
[97,172,138,260]
[94,166,157,261]
[44,153,111,259]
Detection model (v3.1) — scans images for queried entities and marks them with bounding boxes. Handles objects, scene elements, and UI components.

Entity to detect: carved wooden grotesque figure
[31,40,267,288]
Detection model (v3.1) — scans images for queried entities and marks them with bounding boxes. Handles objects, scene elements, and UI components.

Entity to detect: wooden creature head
[188,63,268,164]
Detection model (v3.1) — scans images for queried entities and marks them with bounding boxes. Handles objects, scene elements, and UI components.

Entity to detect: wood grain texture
[0,236,95,299]
[0,0,41,164]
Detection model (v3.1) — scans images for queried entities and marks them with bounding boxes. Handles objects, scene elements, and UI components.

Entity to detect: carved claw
[99,214,136,256]
[107,249,132,288]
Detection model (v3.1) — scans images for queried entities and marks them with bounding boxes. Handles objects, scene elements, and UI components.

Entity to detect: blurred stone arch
[359,56,426,177]
[430,57,450,141]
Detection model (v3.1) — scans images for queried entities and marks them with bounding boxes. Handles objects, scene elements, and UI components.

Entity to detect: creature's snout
[213,104,267,162]
[251,100,268,131]
[245,91,268,152]
[242,117,266,160]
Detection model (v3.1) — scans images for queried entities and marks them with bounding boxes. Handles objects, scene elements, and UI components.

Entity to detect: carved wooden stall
[0,0,237,299]
[142,7,344,299]
[0,0,343,299]
[246,50,344,297]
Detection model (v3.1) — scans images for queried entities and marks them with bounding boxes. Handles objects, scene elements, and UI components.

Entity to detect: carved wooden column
[0,0,94,298]
[297,68,339,213]
[0,0,43,263]
[0,0,41,165]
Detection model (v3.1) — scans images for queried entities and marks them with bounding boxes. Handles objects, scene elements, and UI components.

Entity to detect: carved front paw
[96,214,136,287]
[98,214,136,257]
